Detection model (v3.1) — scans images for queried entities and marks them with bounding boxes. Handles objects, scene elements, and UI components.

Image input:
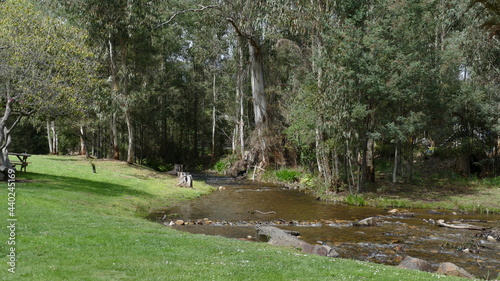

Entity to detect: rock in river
[257,226,339,258]
[352,217,377,227]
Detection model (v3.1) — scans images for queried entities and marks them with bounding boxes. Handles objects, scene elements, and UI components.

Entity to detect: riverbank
[260,161,500,214]
[0,155,474,280]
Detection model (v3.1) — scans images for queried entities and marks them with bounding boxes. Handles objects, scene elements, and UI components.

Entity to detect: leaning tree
[0,0,98,176]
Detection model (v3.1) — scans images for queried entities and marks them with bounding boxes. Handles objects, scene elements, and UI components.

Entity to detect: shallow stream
[148,174,500,279]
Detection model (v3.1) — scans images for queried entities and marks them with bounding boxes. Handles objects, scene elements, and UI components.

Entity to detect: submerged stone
[352,217,377,227]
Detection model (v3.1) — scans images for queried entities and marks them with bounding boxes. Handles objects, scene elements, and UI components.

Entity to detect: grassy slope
[0,156,469,280]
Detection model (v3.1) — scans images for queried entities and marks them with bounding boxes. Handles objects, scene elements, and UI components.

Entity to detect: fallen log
[253,210,277,215]
[436,219,491,230]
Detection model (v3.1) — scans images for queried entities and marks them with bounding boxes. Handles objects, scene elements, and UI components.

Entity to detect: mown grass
[1,155,470,280]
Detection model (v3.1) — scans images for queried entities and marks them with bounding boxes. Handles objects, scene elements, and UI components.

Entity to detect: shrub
[214,161,228,174]
[276,169,301,183]
[345,194,365,206]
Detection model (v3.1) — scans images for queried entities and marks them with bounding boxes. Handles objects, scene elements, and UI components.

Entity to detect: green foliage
[481,176,500,188]
[214,161,228,174]
[3,0,498,185]
[299,173,316,189]
[141,158,172,172]
[0,0,99,119]
[275,169,301,183]
[345,194,366,206]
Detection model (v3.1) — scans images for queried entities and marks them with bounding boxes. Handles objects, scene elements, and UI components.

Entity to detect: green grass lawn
[1,155,470,280]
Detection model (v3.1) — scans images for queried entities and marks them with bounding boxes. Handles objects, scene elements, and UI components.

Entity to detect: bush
[214,161,229,174]
[142,158,172,172]
[157,164,173,172]
[275,169,301,183]
[345,194,365,206]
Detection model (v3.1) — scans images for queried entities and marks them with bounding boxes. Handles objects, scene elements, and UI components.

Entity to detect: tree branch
[156,5,219,28]
[227,17,260,51]
[6,114,23,135]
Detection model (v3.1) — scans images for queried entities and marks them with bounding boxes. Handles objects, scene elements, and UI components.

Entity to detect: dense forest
[1,0,499,192]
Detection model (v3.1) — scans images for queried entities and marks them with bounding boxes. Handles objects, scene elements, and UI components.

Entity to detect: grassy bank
[1,156,469,280]
[262,166,500,214]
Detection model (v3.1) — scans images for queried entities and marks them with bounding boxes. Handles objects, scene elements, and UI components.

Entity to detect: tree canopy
[2,0,499,189]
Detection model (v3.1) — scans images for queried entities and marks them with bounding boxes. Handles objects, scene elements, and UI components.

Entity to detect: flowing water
[148,174,500,279]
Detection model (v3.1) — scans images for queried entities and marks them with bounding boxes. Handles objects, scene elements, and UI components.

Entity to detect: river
[148,174,500,279]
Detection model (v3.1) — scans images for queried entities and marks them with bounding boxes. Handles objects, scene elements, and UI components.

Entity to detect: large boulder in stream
[436,262,475,279]
[397,256,434,272]
[352,217,377,227]
[257,226,339,258]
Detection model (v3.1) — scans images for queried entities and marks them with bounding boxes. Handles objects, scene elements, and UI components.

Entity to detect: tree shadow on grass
[23,172,153,198]
[43,157,80,162]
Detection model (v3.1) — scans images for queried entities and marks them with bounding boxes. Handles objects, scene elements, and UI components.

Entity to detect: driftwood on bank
[253,210,276,215]
[436,219,491,230]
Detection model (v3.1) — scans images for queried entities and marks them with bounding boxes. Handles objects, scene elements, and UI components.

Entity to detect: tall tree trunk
[248,42,267,127]
[237,39,245,158]
[366,105,376,182]
[315,128,324,179]
[211,74,216,159]
[47,121,58,154]
[108,35,120,160]
[0,127,12,171]
[227,19,267,166]
[359,138,368,193]
[345,135,356,193]
[0,98,18,172]
[249,40,268,166]
[111,111,119,160]
[239,92,245,158]
[193,91,199,159]
[52,121,58,154]
[393,142,400,183]
[407,140,414,182]
[366,137,375,182]
[80,126,89,158]
[231,126,237,154]
[125,108,134,164]
[47,120,53,154]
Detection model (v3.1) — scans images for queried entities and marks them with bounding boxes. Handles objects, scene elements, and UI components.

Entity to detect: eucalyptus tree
[0,0,97,172]
[448,0,500,175]
[366,0,439,183]
[50,0,167,163]
[271,1,375,192]
[209,0,275,167]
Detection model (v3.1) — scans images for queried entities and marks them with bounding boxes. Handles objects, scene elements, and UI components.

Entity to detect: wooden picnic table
[8,152,32,172]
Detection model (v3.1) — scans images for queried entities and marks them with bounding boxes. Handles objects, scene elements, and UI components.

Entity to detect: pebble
[487,235,497,242]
